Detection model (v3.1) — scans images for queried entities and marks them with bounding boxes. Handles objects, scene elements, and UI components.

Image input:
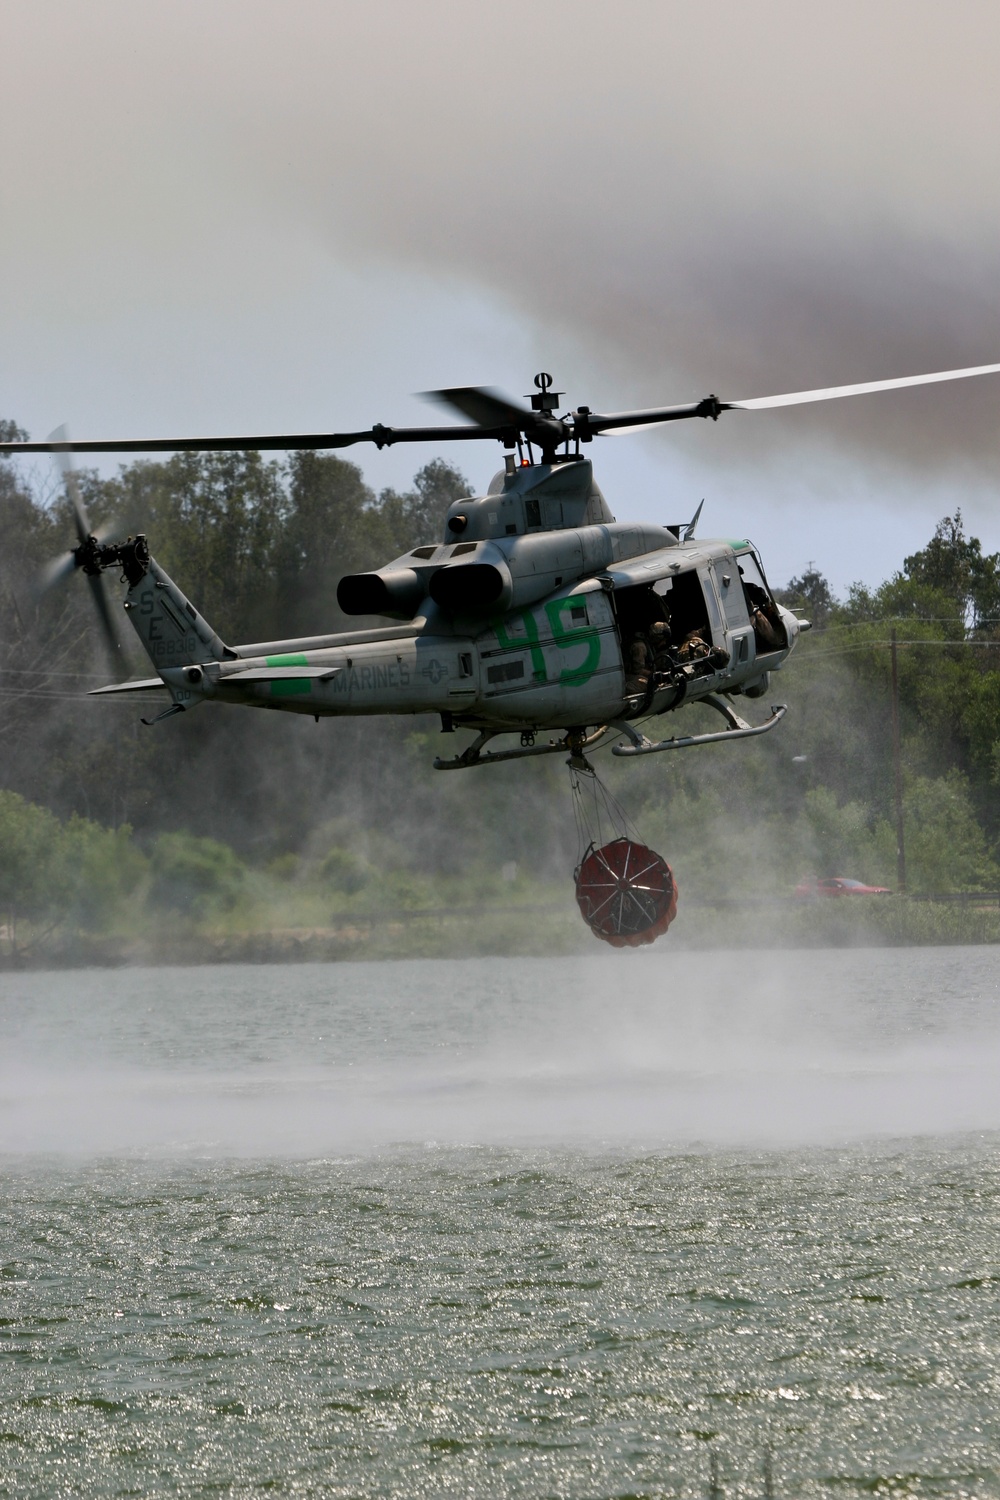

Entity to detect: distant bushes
[0,791,144,943]
[149,832,246,914]
[0,795,252,950]
[0,763,997,961]
[320,847,371,895]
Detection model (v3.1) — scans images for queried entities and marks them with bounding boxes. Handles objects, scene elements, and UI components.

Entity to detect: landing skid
[610,694,786,756]
[433,725,611,771]
[433,697,785,770]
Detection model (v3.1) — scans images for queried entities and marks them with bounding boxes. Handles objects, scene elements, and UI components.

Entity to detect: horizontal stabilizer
[223,666,341,684]
[89,665,341,696]
[89,677,166,696]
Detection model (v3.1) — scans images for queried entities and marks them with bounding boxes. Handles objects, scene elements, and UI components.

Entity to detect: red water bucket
[574,837,678,947]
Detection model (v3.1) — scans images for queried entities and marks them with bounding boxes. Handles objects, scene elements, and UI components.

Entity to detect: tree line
[1,431,999,941]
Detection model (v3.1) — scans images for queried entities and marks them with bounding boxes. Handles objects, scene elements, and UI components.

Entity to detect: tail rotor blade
[45,427,125,675]
[37,550,79,596]
[94,516,123,545]
[48,424,93,545]
[86,570,123,675]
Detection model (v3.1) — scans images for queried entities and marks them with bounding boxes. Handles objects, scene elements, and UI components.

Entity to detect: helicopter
[4,362,999,775]
[7,360,1000,947]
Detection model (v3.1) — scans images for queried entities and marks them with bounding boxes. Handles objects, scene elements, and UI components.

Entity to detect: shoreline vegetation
[3,444,1000,965]
[3,891,1000,971]
[3,781,1000,968]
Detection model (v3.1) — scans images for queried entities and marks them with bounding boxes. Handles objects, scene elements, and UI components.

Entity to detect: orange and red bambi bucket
[574,837,678,947]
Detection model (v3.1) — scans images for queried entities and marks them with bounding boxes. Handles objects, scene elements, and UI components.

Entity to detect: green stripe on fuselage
[265,653,309,666]
[270,678,311,696]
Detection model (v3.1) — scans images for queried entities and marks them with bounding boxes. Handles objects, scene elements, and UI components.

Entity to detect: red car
[795,876,892,897]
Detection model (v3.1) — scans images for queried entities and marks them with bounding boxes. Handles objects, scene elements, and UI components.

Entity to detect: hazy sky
[3,0,1000,591]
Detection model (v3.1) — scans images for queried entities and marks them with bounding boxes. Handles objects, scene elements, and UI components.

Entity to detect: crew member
[624,632,653,698]
[740,569,785,652]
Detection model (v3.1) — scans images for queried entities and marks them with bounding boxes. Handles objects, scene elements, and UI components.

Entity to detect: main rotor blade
[588,400,719,434]
[8,359,999,458]
[728,361,1000,410]
[0,423,510,456]
[422,386,529,429]
[591,360,1000,436]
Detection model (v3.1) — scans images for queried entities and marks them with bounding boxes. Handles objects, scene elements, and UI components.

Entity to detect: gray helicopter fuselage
[103,457,801,740]
[26,358,995,755]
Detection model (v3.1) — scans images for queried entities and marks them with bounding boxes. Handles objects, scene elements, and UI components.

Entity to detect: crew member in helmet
[739,567,785,652]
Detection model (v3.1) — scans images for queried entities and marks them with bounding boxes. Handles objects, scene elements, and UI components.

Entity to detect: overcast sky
[3,0,1000,591]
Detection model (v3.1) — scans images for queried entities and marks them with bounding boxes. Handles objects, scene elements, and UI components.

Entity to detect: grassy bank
[4,894,1000,970]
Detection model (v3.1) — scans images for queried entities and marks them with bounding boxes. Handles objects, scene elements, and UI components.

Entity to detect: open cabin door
[610,567,728,704]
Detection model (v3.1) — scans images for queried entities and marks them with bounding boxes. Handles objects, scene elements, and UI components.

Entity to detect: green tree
[0,793,145,945]
[149,832,245,916]
[60,815,148,927]
[104,451,288,643]
[875,770,998,892]
[274,452,386,635]
[903,510,1000,629]
[377,459,470,554]
[0,791,64,936]
[776,567,835,629]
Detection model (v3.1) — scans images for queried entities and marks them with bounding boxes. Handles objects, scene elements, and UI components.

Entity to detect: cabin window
[458,652,473,678]
[411,545,437,559]
[451,542,477,556]
[525,498,541,527]
[487,659,525,685]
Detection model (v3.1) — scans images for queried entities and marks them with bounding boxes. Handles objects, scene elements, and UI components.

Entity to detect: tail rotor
[38,426,125,677]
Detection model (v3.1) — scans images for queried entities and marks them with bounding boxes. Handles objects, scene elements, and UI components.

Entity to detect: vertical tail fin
[125,556,230,670]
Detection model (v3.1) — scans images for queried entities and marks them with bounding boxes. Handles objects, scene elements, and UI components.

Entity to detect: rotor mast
[524,372,570,465]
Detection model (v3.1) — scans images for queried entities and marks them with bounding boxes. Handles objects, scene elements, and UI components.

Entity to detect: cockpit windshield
[736,550,786,655]
[735,550,771,599]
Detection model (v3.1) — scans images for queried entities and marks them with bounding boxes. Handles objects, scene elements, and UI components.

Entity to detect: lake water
[2,949,1000,1497]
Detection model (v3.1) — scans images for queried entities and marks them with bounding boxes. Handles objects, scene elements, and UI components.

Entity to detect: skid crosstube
[611,695,787,756]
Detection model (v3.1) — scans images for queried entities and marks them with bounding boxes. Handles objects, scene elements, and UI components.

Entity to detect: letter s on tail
[125,558,229,670]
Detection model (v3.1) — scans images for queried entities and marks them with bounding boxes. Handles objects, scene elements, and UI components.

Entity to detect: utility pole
[890,627,906,893]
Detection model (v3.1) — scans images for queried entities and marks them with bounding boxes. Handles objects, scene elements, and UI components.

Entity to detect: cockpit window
[737,550,787,654]
[735,551,770,598]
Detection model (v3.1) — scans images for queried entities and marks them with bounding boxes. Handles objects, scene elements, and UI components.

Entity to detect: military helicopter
[4,361,999,944]
[5,362,999,769]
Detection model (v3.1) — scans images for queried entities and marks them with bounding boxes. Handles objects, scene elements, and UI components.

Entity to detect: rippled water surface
[2,950,1000,1497]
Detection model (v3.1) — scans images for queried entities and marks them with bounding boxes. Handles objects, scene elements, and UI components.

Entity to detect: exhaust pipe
[429,562,512,614]
[337,568,426,620]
